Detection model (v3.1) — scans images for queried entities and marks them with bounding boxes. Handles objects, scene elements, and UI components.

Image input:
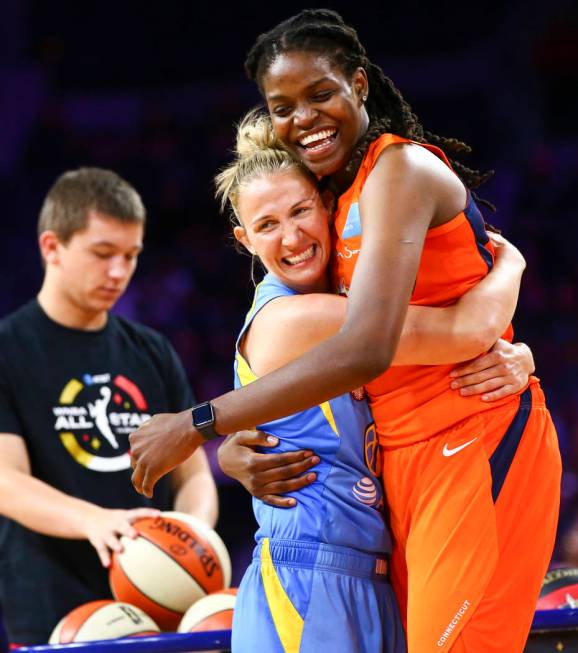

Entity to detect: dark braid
[245,8,494,195]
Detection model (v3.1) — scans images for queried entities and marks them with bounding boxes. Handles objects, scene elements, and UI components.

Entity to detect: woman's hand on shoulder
[449,339,535,401]
[217,430,319,508]
[488,232,526,271]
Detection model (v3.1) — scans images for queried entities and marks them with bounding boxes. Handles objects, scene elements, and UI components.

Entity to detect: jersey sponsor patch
[352,477,378,506]
[342,202,362,238]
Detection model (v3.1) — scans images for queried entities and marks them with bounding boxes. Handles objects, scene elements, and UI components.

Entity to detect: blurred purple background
[1,0,577,581]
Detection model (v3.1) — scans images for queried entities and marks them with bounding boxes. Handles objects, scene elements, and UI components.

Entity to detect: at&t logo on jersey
[352,477,378,506]
[53,372,151,472]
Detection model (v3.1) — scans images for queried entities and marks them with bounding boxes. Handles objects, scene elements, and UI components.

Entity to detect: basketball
[177,588,237,633]
[109,511,231,630]
[537,568,578,610]
[48,600,160,643]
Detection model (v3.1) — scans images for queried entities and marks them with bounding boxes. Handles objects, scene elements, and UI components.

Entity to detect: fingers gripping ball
[109,511,232,630]
[49,600,160,643]
[537,568,578,609]
[177,589,237,633]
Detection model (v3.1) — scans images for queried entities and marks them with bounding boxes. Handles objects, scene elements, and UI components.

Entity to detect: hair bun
[235,110,283,158]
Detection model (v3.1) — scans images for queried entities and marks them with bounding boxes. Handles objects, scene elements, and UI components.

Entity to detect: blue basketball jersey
[234,273,391,555]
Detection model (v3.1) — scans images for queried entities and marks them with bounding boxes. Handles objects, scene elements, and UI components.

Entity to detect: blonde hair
[215,109,315,226]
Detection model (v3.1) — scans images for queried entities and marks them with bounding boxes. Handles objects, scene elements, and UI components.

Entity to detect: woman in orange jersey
[130,9,561,653]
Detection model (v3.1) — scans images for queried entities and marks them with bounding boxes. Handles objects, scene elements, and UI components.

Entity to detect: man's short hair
[38,167,146,243]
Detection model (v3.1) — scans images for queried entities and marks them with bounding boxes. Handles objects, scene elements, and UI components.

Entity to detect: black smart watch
[191,401,221,441]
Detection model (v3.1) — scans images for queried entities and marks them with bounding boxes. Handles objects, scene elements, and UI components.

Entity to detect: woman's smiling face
[261,51,369,180]
[234,169,333,294]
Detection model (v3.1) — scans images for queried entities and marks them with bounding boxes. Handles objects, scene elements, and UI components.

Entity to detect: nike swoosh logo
[442,437,478,457]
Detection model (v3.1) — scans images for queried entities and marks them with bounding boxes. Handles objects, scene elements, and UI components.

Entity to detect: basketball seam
[191,611,232,629]
[74,604,159,642]
[162,513,232,587]
[59,600,112,644]
[127,630,160,637]
[111,564,184,617]
[135,529,216,595]
[182,609,234,633]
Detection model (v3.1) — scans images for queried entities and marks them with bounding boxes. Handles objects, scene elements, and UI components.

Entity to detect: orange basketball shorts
[382,381,561,653]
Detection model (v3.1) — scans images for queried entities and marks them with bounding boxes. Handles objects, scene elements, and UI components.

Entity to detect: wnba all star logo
[53,373,151,472]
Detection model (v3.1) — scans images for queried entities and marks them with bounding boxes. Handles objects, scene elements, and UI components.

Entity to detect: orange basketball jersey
[332,134,518,447]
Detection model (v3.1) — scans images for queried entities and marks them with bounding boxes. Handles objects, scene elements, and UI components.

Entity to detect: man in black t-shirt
[0,168,218,644]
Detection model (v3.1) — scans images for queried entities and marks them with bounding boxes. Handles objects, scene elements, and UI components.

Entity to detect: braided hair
[245,8,494,194]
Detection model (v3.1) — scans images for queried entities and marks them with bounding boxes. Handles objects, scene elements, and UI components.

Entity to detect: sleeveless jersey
[234,273,391,555]
[333,134,517,447]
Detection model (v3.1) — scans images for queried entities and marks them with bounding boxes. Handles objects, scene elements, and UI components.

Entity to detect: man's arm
[0,433,159,567]
[170,448,218,528]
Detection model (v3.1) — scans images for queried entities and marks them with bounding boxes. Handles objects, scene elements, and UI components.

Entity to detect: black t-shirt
[0,300,194,643]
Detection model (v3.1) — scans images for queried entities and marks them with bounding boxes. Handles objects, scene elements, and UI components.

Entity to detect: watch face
[193,402,214,427]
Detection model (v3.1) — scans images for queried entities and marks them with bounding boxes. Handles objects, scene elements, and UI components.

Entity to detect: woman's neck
[326,167,357,196]
[325,110,370,196]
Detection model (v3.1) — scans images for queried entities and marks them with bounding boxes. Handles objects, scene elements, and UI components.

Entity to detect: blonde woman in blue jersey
[214,112,526,653]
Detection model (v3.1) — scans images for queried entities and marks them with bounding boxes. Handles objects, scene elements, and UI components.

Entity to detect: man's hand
[218,430,319,508]
[130,410,204,498]
[82,506,160,568]
[450,339,534,401]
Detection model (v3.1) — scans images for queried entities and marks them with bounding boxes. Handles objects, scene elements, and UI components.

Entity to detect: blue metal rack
[2,611,578,652]
[6,631,231,653]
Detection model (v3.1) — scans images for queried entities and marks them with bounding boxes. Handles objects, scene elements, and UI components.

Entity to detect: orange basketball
[177,589,237,633]
[109,511,231,630]
[49,600,160,643]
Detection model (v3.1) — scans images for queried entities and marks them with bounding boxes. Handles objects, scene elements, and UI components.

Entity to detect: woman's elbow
[337,320,398,380]
[343,343,393,381]
[457,324,497,359]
